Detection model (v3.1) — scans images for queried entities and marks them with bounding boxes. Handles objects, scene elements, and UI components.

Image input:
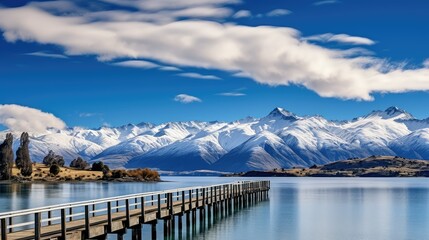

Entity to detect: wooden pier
[0,180,270,240]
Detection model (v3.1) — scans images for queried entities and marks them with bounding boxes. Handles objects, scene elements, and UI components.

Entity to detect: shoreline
[1,178,164,184]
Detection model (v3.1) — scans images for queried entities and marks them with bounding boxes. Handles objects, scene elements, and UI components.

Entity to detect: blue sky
[0,0,429,129]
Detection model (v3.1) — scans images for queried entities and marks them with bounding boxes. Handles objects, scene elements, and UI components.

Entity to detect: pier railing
[0,180,270,240]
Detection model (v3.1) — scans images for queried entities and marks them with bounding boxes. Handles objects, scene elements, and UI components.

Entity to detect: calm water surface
[1,177,429,240]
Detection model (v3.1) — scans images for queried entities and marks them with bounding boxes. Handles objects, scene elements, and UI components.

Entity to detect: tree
[91,161,105,171]
[91,161,110,177]
[70,157,89,170]
[0,133,14,180]
[16,132,32,177]
[43,150,65,167]
[49,164,61,176]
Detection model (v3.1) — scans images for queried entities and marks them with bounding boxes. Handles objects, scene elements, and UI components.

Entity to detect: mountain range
[1,106,429,172]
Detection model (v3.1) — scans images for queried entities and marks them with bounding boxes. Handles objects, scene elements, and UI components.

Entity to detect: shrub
[70,157,89,170]
[91,161,110,178]
[91,161,105,171]
[43,150,65,167]
[49,164,61,176]
[111,170,128,178]
[128,168,160,181]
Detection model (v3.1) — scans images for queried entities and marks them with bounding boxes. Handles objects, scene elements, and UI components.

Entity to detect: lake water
[1,177,429,240]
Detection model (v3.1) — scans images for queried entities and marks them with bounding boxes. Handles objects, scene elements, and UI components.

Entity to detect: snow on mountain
[362,106,414,120]
[213,131,306,172]
[389,129,429,159]
[277,116,355,165]
[92,121,208,168]
[1,106,429,172]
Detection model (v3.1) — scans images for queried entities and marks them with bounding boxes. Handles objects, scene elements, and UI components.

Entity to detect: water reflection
[2,178,429,240]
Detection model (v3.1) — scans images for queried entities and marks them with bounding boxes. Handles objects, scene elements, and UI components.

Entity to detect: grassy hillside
[11,163,104,181]
[9,164,160,182]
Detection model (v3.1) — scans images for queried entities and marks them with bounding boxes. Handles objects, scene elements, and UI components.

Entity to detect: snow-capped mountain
[1,106,429,172]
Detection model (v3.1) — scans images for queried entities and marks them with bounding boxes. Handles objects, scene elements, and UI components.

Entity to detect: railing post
[196,189,199,208]
[210,187,213,205]
[202,188,206,207]
[214,186,217,216]
[107,202,112,232]
[157,194,161,218]
[1,218,7,240]
[34,212,41,240]
[7,218,11,234]
[48,211,52,225]
[126,199,131,226]
[181,191,185,211]
[61,209,66,240]
[85,205,90,239]
[69,208,73,222]
[141,196,145,223]
[188,190,192,210]
[199,188,204,223]
[169,193,173,216]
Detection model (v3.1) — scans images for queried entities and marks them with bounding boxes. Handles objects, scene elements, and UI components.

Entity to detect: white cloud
[218,92,245,96]
[0,104,66,132]
[303,33,375,45]
[1,3,429,101]
[177,72,221,80]
[233,10,251,18]
[266,9,291,17]
[25,51,68,59]
[174,94,202,103]
[112,60,159,69]
[313,0,340,6]
[424,59,429,68]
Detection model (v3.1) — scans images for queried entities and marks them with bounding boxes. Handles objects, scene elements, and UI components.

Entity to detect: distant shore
[223,156,429,178]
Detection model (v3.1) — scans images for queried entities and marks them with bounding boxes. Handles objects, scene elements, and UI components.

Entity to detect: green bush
[49,164,61,176]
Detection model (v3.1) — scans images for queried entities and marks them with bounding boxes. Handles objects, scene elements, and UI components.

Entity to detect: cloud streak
[174,94,202,103]
[218,92,246,96]
[177,72,221,80]
[266,9,291,17]
[79,112,99,117]
[232,10,251,19]
[1,2,429,101]
[0,104,66,132]
[302,33,375,45]
[313,0,340,6]
[112,60,160,69]
[25,51,68,59]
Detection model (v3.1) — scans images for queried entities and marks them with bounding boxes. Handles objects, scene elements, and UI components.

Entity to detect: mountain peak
[364,106,414,120]
[384,106,406,115]
[267,107,298,120]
